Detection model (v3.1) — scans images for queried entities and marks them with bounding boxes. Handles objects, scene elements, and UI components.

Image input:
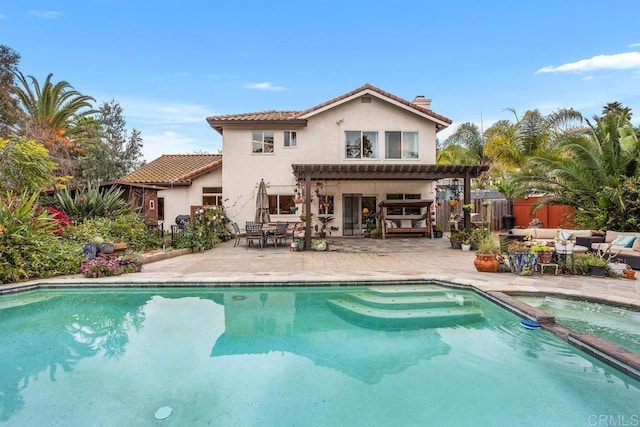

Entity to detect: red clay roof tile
[120,154,222,185]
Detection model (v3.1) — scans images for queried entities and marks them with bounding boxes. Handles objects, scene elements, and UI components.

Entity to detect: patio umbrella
[255,179,270,223]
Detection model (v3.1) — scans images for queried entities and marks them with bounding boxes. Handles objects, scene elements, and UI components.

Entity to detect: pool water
[1,285,639,426]
[515,295,640,355]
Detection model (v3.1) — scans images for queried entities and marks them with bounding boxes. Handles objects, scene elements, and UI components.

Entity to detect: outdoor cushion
[611,235,637,248]
[412,220,423,228]
[400,219,413,228]
[559,230,573,241]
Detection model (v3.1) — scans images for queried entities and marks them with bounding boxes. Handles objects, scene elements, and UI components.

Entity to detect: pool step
[365,286,448,297]
[327,292,483,330]
[347,292,471,310]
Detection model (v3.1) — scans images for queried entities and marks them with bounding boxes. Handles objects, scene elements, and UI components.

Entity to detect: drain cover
[154,406,172,420]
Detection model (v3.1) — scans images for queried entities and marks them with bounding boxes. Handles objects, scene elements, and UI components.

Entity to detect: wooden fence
[435,196,576,232]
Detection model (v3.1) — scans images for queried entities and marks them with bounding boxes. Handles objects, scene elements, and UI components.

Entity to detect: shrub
[66,213,162,251]
[47,185,133,222]
[0,231,82,283]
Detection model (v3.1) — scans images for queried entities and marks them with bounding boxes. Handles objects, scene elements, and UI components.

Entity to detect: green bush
[66,213,162,251]
[175,206,230,249]
[0,231,82,283]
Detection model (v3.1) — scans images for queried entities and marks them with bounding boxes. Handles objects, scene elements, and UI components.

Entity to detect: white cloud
[243,82,286,91]
[28,10,62,19]
[536,52,640,74]
[115,97,213,125]
[630,43,640,48]
[141,131,201,161]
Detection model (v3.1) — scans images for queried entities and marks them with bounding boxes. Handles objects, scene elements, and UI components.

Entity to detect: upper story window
[203,186,223,206]
[345,131,378,159]
[284,131,297,148]
[252,131,274,153]
[385,131,418,159]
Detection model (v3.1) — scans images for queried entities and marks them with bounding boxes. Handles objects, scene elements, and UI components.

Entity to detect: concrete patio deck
[7,235,639,309]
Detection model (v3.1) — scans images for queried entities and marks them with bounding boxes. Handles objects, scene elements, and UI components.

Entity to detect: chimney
[412,95,431,109]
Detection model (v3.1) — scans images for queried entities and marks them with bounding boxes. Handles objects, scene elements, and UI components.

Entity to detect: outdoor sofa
[507,227,640,269]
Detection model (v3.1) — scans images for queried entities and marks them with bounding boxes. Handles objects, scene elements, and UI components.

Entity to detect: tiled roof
[300,83,452,125]
[120,154,222,185]
[206,83,452,132]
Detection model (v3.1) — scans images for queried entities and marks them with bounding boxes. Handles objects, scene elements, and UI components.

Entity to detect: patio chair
[245,221,264,249]
[267,221,288,248]
[230,222,243,247]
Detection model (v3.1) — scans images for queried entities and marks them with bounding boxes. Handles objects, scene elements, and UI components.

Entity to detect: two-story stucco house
[207,84,487,247]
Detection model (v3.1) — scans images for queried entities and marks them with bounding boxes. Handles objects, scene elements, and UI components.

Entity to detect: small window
[252,131,274,153]
[149,200,155,210]
[202,186,223,206]
[385,131,418,159]
[345,131,378,159]
[318,195,334,215]
[284,131,297,147]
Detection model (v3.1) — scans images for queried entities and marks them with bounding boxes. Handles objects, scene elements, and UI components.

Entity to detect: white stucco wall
[220,95,443,235]
[158,168,222,230]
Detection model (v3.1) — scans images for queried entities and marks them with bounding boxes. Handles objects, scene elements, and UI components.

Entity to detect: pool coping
[2,277,640,382]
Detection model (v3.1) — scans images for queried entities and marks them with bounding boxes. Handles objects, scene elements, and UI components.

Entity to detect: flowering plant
[80,254,143,278]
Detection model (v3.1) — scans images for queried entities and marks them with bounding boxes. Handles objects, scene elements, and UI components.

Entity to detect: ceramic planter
[506,252,537,275]
[474,254,499,272]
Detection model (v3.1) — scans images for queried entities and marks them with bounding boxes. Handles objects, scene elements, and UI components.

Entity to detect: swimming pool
[515,295,640,355]
[1,285,639,426]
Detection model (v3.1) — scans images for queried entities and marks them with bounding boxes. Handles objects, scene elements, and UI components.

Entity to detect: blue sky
[2,1,640,161]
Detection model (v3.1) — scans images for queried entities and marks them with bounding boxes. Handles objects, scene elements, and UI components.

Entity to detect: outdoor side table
[537,262,559,275]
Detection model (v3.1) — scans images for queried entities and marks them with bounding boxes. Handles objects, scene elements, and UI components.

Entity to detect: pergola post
[304,174,312,251]
[464,170,471,231]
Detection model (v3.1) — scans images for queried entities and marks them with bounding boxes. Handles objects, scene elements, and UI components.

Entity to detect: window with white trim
[386,193,421,216]
[252,131,274,153]
[345,131,378,159]
[203,186,223,206]
[318,195,334,215]
[284,131,297,147]
[268,194,296,214]
[385,131,418,159]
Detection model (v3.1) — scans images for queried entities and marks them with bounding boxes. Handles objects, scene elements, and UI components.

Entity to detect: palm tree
[524,111,639,229]
[13,72,96,177]
[484,108,584,172]
[441,122,487,164]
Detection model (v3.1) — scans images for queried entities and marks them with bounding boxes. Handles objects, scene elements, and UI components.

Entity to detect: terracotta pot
[623,269,636,279]
[447,200,458,208]
[474,254,499,272]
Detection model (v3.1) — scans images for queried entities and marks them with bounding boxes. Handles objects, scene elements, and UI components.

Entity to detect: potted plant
[495,171,522,231]
[447,198,458,208]
[462,203,475,214]
[461,238,472,251]
[289,206,298,214]
[529,242,553,264]
[623,266,636,279]
[474,237,500,272]
[315,216,335,238]
[587,255,607,277]
[433,225,443,239]
[505,240,537,275]
[450,230,468,249]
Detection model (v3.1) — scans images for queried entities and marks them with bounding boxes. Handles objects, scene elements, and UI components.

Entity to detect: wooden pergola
[291,164,490,249]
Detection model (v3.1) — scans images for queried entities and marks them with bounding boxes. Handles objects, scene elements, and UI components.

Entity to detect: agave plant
[50,185,133,222]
